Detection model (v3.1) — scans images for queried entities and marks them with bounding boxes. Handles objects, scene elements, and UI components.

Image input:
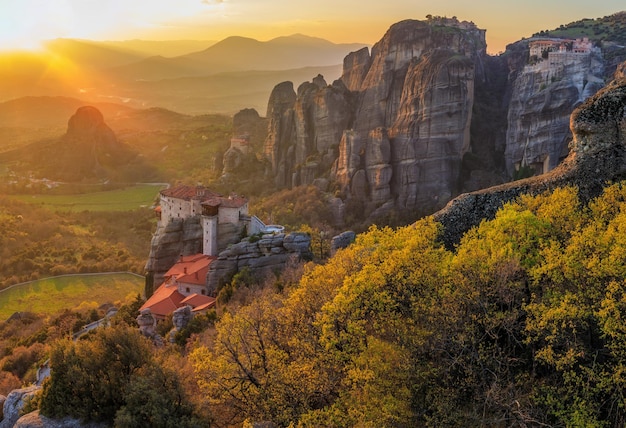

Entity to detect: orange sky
[0,0,624,54]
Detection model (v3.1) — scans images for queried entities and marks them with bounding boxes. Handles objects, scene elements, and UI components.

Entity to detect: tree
[115,364,205,428]
[40,325,153,424]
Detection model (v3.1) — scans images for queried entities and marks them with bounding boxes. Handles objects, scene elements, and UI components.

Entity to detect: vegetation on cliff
[12,180,626,426]
[533,11,626,45]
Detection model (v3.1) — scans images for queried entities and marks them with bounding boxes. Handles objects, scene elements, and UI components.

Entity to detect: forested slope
[189,184,626,426]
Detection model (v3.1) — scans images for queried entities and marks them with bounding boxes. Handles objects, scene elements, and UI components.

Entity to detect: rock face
[0,386,39,428]
[435,74,626,247]
[504,45,605,176]
[145,217,204,287]
[65,106,116,145]
[58,106,139,181]
[264,18,487,217]
[206,232,312,294]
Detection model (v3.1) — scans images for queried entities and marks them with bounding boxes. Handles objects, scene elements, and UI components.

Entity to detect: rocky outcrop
[137,309,164,347]
[264,78,353,188]
[15,105,154,182]
[223,108,268,177]
[206,232,312,293]
[65,106,116,145]
[57,106,141,181]
[169,305,193,343]
[0,386,39,428]
[435,74,626,247]
[504,47,605,176]
[145,217,204,286]
[14,410,104,428]
[330,231,356,255]
[264,82,297,187]
[264,18,486,218]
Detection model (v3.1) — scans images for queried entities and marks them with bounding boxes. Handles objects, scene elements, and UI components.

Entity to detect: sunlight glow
[0,1,73,51]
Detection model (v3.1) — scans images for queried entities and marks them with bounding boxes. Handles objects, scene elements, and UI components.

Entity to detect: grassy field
[10,184,164,212]
[0,273,144,320]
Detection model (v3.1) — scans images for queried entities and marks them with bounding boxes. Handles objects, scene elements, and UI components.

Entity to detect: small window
[201,290,206,295]
[186,287,190,293]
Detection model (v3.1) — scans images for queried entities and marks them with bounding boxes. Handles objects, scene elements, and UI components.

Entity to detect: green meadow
[0,273,144,320]
[10,184,164,212]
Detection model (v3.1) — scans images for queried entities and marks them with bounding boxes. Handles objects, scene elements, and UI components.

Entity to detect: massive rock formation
[504,44,605,176]
[264,18,488,218]
[145,217,204,287]
[9,105,155,182]
[435,73,626,246]
[57,106,139,181]
[261,18,624,223]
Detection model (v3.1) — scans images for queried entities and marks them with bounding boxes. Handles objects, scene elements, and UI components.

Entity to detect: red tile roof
[160,185,220,201]
[140,284,185,319]
[165,254,215,286]
[192,301,216,313]
[181,293,216,309]
[160,185,248,209]
[219,196,248,209]
[141,253,217,319]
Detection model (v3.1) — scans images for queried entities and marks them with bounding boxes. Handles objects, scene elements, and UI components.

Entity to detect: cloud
[201,0,225,4]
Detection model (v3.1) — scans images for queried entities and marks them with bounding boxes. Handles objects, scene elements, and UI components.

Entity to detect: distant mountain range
[0,34,368,115]
[108,34,367,81]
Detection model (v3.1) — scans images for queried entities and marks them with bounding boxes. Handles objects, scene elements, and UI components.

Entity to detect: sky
[0,0,624,54]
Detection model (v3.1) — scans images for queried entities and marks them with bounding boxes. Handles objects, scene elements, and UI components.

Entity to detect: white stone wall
[202,216,218,256]
[219,203,248,224]
[160,195,193,224]
[177,282,207,296]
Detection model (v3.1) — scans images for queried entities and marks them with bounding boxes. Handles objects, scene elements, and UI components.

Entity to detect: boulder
[14,410,103,428]
[330,231,356,255]
[0,386,39,428]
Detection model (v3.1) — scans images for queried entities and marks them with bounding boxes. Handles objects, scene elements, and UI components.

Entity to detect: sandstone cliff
[264,18,487,218]
[504,45,605,176]
[435,73,626,246]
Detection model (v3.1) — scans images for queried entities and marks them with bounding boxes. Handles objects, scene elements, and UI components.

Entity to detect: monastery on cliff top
[141,184,269,319]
